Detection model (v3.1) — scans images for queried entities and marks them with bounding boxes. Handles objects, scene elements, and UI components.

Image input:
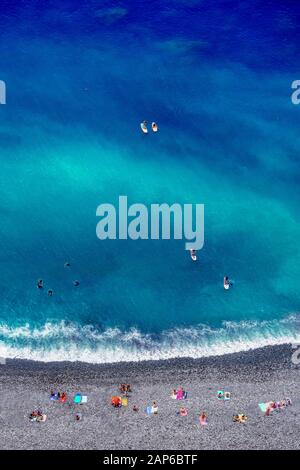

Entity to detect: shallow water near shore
[0,1,300,362]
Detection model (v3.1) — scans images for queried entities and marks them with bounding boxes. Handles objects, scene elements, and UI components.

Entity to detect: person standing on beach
[152,401,158,415]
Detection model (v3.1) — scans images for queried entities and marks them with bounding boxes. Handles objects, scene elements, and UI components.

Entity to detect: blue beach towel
[50,393,59,401]
[74,393,82,404]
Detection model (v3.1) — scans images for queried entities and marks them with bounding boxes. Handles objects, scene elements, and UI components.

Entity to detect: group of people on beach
[29,410,47,422]
[28,384,293,428]
[264,398,292,416]
[50,390,67,402]
[119,383,132,396]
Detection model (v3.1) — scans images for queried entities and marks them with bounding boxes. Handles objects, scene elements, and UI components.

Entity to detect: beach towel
[121,397,128,407]
[145,406,153,415]
[176,389,184,400]
[258,402,272,413]
[50,393,59,401]
[111,396,122,407]
[81,395,88,404]
[74,393,82,404]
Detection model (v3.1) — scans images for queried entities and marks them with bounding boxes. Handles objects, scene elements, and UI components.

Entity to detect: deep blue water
[0,0,299,362]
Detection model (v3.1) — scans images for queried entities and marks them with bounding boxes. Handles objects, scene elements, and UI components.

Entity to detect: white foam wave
[0,315,299,363]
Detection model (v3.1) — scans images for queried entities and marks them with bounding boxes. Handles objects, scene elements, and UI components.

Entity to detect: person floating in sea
[64,262,71,268]
[73,280,80,287]
[37,279,43,289]
[47,289,54,297]
[223,276,233,290]
[190,249,197,261]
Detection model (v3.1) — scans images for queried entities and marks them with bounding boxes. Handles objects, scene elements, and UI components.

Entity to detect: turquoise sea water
[0,0,299,362]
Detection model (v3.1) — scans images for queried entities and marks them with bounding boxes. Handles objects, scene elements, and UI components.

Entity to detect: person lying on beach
[111,396,122,407]
[133,405,139,412]
[179,407,188,417]
[152,401,158,414]
[199,412,207,425]
[75,413,82,421]
[233,414,247,423]
[30,410,46,422]
[171,387,187,400]
[265,406,272,417]
[119,384,131,395]
[36,413,47,422]
[60,392,67,403]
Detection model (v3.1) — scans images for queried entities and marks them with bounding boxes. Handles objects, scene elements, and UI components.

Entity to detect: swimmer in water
[37,279,43,289]
[64,262,71,268]
[73,280,80,287]
[47,289,54,296]
[190,249,197,261]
